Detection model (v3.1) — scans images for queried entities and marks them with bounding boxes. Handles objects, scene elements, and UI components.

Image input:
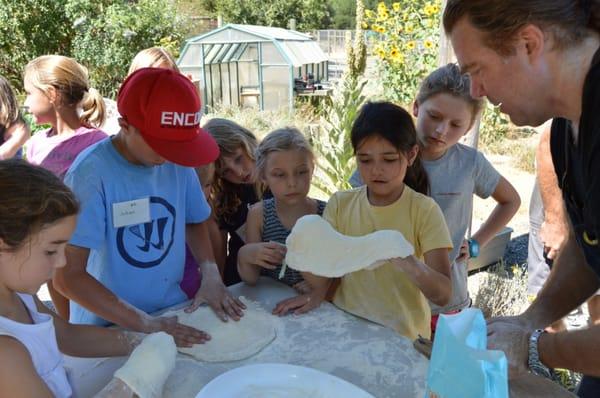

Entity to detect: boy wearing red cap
[55,68,244,346]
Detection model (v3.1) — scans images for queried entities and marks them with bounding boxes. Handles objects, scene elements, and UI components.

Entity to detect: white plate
[196,363,375,398]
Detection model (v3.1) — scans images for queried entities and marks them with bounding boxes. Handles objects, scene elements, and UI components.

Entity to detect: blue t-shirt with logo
[64,138,209,325]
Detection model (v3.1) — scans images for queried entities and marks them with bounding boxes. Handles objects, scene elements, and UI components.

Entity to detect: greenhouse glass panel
[204,44,223,64]
[261,66,289,110]
[201,29,263,43]
[260,42,285,65]
[238,61,260,109]
[178,43,202,67]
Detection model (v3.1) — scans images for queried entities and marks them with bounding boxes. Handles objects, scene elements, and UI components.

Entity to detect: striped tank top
[261,197,326,286]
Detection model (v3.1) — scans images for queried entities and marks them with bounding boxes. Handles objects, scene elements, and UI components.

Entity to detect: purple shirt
[26,126,107,179]
[181,246,202,299]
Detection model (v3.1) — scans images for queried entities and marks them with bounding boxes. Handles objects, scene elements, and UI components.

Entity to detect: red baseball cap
[117,67,219,167]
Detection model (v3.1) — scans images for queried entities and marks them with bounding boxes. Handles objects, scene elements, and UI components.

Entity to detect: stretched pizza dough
[163,297,276,362]
[285,215,414,277]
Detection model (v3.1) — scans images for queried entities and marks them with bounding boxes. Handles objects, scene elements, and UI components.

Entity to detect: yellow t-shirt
[323,185,452,340]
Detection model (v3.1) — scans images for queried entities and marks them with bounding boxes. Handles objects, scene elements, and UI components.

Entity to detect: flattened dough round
[164,297,276,362]
[285,215,414,277]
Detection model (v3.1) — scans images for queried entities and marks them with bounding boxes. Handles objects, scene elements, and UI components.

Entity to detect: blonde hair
[24,55,105,127]
[256,127,315,178]
[0,75,20,129]
[203,118,260,222]
[416,63,484,129]
[128,47,179,76]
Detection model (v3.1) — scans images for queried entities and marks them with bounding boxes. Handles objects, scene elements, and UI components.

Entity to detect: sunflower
[423,4,435,16]
[392,2,401,12]
[406,41,416,50]
[424,40,434,49]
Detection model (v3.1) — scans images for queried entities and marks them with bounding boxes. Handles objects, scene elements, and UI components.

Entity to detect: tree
[0,0,184,98]
[214,0,330,31]
[0,0,74,90]
[329,0,356,29]
[70,0,184,98]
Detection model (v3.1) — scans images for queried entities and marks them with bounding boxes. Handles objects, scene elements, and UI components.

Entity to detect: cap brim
[142,127,220,167]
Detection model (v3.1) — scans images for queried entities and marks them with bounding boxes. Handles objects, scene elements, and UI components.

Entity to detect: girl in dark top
[238,127,330,316]
[203,118,264,286]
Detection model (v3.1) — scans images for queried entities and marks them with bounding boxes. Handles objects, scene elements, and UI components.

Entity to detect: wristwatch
[468,238,480,258]
[528,329,552,378]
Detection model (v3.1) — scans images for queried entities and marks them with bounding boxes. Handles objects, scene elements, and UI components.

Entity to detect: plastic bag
[425,308,508,398]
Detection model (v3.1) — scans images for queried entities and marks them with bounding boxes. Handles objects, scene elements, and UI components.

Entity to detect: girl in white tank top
[0,160,176,397]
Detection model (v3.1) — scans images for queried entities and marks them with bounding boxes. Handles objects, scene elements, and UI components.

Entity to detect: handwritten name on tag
[112,198,151,228]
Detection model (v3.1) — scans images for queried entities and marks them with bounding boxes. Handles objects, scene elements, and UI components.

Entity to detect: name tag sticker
[112,198,151,228]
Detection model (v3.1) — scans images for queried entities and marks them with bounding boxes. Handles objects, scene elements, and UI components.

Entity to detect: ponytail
[405,156,429,195]
[80,87,106,127]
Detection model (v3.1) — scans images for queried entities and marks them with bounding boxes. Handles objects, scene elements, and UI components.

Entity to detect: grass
[204,103,321,141]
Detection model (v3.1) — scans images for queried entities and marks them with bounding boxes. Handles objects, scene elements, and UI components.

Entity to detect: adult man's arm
[488,227,600,377]
[54,245,209,347]
[537,124,569,259]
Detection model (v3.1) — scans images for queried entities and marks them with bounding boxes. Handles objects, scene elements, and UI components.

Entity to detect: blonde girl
[204,118,263,286]
[24,55,108,320]
[0,75,30,159]
[24,55,107,179]
[127,46,179,76]
[238,127,330,316]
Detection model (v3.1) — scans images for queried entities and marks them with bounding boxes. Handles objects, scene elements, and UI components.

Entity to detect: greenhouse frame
[178,24,329,111]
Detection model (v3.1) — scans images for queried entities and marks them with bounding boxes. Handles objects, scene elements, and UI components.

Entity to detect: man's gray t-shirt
[349,143,500,314]
[422,144,500,314]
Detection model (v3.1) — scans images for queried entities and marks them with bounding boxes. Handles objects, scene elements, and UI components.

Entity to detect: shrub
[309,75,367,197]
[472,263,529,319]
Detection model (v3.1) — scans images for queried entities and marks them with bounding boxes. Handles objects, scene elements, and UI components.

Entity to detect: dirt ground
[472,151,535,237]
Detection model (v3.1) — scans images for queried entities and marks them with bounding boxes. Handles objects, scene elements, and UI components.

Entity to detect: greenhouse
[178,24,330,111]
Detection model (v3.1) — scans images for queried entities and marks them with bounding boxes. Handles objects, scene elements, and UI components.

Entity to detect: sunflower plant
[364,1,442,105]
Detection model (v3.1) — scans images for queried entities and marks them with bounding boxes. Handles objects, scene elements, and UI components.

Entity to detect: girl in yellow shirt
[324,101,453,339]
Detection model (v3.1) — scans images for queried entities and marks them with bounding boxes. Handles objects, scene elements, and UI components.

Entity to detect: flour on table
[163,297,276,362]
[285,215,414,277]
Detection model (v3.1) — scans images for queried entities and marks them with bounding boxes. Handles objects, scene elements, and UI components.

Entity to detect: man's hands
[487,315,535,379]
[540,219,569,260]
